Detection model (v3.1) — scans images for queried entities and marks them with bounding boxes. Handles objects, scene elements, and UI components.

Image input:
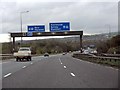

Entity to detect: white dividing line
[31,63,33,64]
[64,66,67,69]
[22,66,26,68]
[70,72,75,77]
[4,73,12,78]
[59,58,63,64]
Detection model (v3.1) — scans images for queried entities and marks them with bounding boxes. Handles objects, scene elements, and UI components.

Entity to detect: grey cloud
[1,2,118,34]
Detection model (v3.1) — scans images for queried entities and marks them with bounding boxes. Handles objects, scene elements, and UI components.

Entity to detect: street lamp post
[105,24,112,51]
[20,11,29,46]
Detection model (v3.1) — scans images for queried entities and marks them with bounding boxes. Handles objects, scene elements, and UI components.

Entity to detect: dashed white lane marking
[59,58,63,64]
[70,73,75,77]
[64,66,67,69]
[4,73,12,78]
[31,63,33,64]
[22,66,26,68]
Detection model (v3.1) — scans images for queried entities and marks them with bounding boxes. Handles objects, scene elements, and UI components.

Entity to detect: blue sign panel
[49,22,70,32]
[28,25,45,32]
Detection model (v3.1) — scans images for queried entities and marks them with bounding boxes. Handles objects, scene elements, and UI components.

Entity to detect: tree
[96,35,120,54]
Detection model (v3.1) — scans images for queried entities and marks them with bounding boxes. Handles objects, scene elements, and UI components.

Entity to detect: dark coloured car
[44,53,49,57]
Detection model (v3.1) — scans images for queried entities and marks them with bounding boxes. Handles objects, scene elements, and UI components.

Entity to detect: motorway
[1,53,119,88]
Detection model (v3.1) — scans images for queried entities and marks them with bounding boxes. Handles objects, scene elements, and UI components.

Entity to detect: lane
[2,54,61,78]
[2,54,119,88]
[60,54,118,88]
[3,54,91,88]
[2,56,44,78]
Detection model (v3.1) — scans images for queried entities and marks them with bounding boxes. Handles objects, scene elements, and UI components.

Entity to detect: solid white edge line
[105,66,118,71]
[70,73,75,77]
[22,66,26,68]
[4,73,12,78]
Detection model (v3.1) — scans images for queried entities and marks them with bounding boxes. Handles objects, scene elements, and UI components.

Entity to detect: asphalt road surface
[1,54,119,88]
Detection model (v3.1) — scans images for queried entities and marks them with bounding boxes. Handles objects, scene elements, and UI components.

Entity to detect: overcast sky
[0,0,118,34]
[0,0,119,42]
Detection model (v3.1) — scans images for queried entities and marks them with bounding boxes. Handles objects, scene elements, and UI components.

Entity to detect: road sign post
[80,35,83,53]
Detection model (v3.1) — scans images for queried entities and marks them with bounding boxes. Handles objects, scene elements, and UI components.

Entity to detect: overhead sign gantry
[10,22,83,53]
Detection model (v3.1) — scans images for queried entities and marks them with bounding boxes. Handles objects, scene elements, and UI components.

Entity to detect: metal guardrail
[87,56,120,62]
[0,54,13,60]
[101,53,120,57]
[0,54,13,56]
[0,54,39,60]
[72,53,120,68]
[73,53,120,62]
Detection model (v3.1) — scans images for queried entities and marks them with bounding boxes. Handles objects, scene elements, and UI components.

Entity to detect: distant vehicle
[63,53,66,55]
[69,51,72,53]
[44,53,49,57]
[83,50,89,54]
[91,50,97,54]
[63,52,67,55]
[13,47,32,61]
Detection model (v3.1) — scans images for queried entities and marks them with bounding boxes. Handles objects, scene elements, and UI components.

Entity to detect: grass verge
[72,54,120,69]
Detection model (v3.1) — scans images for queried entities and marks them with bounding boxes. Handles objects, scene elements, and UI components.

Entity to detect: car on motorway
[13,47,32,61]
[62,53,65,55]
[62,52,68,55]
[83,50,89,54]
[44,53,49,57]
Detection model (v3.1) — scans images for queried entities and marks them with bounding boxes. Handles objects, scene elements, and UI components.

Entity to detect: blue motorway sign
[28,25,45,32]
[49,22,70,32]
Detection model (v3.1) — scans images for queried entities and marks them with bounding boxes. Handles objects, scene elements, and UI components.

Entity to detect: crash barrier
[72,53,120,62]
[0,54,41,60]
[0,54,13,60]
[72,53,120,68]
[101,53,120,57]
[0,54,13,56]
